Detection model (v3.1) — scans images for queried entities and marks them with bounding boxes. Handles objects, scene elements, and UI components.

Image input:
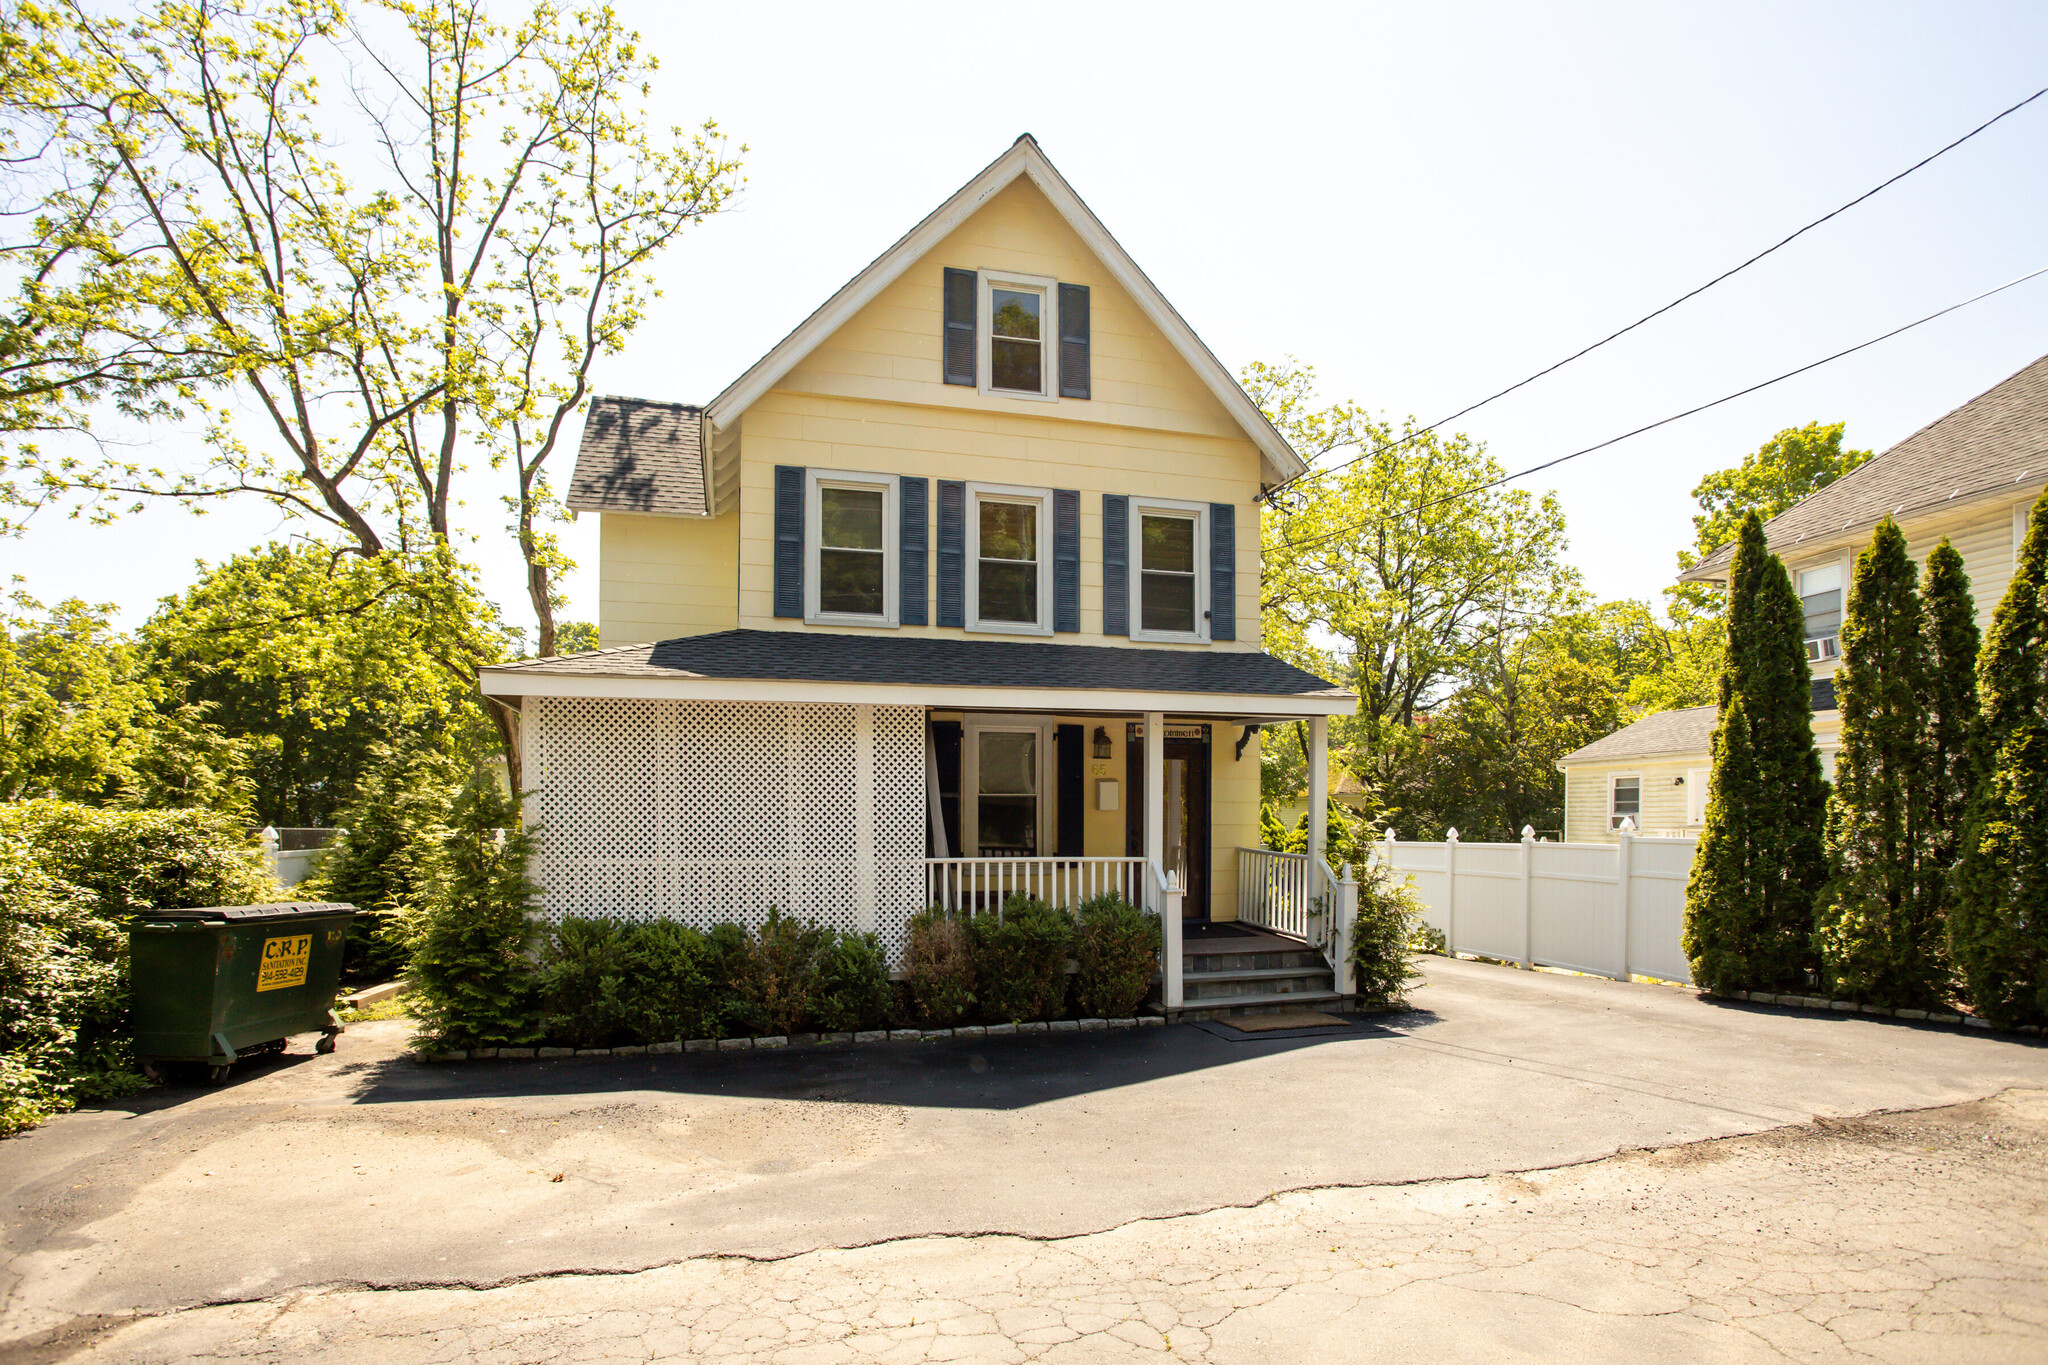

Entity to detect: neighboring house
[477,136,1359,1013]
[1559,353,2048,842]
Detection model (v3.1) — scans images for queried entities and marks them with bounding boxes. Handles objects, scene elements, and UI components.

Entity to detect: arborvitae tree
[408,773,543,1049]
[1683,513,1828,992]
[1921,539,1981,881]
[1813,520,1940,1005]
[1949,492,2048,1026]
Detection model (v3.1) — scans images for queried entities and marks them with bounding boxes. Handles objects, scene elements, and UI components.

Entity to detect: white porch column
[854,704,877,932]
[1143,711,1165,871]
[1307,714,1329,874]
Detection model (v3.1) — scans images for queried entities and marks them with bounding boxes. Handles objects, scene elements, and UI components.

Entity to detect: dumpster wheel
[316,1034,337,1054]
[206,1063,232,1084]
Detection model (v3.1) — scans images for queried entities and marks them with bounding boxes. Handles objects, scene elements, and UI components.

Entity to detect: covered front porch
[480,630,1357,1012]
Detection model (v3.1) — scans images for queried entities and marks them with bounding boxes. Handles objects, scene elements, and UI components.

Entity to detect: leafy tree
[5,0,742,767]
[1949,492,2048,1027]
[1813,519,1941,1007]
[1680,421,1875,574]
[1248,360,1579,818]
[1683,514,1826,993]
[1921,539,1980,889]
[142,543,506,824]
[304,741,463,981]
[407,773,543,1049]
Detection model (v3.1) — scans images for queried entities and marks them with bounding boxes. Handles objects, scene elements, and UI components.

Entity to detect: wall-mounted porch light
[1092,725,1112,759]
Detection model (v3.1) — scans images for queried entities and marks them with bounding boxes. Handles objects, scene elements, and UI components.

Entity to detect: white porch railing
[1146,859,1185,1008]
[1237,847,1359,995]
[925,856,1147,914]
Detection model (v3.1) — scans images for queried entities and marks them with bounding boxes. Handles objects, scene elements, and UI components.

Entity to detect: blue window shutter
[1209,502,1235,641]
[1057,284,1090,399]
[1053,489,1080,633]
[899,477,928,626]
[943,268,976,386]
[936,479,966,628]
[773,465,805,618]
[1102,494,1129,637]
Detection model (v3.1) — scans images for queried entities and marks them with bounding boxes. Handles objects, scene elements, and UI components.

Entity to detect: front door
[1125,723,1210,921]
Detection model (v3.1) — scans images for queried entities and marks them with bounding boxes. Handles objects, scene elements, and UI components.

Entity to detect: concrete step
[1174,990,1348,1021]
[1182,967,1335,1002]
[1184,949,1327,974]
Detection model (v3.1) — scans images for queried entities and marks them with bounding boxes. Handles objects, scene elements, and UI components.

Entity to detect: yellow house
[1559,353,2048,843]
[479,137,1358,1014]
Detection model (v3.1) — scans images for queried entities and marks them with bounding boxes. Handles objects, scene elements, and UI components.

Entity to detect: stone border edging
[415,1015,1166,1063]
[1709,988,2043,1037]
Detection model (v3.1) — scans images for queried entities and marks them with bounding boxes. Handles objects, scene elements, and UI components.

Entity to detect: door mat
[1192,1010,1380,1041]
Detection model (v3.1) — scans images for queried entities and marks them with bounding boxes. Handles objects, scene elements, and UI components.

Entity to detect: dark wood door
[1125,725,1211,920]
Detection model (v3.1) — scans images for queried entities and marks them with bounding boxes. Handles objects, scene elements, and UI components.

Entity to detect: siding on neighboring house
[732,178,1265,649]
[597,512,740,647]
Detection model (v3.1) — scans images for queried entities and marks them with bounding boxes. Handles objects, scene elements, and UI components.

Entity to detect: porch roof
[481,629,1353,717]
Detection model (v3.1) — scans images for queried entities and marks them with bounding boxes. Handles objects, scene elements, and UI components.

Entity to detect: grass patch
[338,992,415,1024]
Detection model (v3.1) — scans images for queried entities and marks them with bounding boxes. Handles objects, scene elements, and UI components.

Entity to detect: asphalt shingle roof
[486,630,1346,699]
[1560,679,1839,765]
[1682,353,2048,581]
[565,396,707,517]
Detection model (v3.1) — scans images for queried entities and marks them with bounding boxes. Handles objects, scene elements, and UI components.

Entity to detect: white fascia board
[702,137,1307,486]
[479,669,1355,717]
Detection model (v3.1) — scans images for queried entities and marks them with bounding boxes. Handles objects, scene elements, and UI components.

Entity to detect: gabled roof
[1681,353,2048,582]
[565,396,708,517]
[703,135,1308,486]
[1558,679,1840,766]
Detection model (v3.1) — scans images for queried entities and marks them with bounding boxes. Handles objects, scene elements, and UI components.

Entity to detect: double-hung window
[1130,498,1209,642]
[804,469,899,626]
[966,483,1053,635]
[978,271,1058,401]
[1610,775,1641,832]
[1799,565,1842,662]
[969,724,1042,857]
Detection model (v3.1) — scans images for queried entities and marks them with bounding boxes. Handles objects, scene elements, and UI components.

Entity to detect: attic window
[978,271,1058,401]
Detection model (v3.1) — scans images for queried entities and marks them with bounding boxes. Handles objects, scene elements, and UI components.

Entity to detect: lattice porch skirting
[522,698,927,953]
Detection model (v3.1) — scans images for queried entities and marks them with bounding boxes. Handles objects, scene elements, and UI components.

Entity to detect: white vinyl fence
[1369,824,1697,986]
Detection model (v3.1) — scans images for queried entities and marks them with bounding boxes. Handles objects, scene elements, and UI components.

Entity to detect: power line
[1262,83,2048,502]
[1273,264,2048,554]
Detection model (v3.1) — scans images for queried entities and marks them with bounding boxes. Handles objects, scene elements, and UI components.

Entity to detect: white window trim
[961,715,1054,858]
[1128,496,1211,644]
[804,468,900,628]
[965,481,1055,637]
[1797,559,1844,664]
[1609,773,1642,832]
[2021,499,2035,564]
[977,269,1059,403]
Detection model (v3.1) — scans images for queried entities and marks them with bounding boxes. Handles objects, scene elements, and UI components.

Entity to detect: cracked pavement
[5,957,2047,1362]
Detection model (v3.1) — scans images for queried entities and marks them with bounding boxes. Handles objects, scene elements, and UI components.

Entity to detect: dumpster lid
[141,901,356,923]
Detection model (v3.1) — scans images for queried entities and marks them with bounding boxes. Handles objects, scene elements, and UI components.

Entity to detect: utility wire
[1272,264,2048,554]
[1262,83,2048,502]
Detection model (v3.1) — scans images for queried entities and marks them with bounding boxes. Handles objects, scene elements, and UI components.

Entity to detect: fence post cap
[1619,817,1636,834]
[1446,827,1459,842]
[1521,824,1535,840]
[1383,827,1397,843]
[258,825,280,849]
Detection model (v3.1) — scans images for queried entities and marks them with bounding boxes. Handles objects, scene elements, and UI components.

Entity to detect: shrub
[536,917,721,1047]
[905,910,974,1026]
[306,742,461,983]
[968,895,1073,1024]
[1070,893,1159,1019]
[809,930,893,1033]
[737,907,829,1038]
[1350,863,1426,1009]
[407,775,542,1050]
[0,800,274,1133]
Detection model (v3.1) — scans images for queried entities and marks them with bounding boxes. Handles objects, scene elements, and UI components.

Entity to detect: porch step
[1182,967,1335,1002]
[1175,989,1347,1021]
[1185,949,1326,974]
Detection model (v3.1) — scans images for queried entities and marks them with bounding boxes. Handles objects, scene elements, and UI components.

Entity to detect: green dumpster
[130,902,356,1082]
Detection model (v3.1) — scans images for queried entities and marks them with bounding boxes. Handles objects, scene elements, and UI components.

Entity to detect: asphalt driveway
[4,956,2045,1354]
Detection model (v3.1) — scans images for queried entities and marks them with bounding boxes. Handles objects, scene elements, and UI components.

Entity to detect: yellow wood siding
[596,512,738,647]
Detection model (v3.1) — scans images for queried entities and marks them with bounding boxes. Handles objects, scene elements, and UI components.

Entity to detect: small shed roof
[1559,678,1841,767]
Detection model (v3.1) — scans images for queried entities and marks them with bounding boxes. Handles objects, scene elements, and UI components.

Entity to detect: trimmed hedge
[1071,894,1160,1019]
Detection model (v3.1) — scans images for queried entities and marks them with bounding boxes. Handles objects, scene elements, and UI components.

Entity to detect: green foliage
[407,775,543,1050]
[535,918,719,1049]
[1680,422,1875,573]
[1683,515,1827,993]
[306,742,463,982]
[1259,802,1290,851]
[1070,894,1160,1019]
[1349,864,1426,1008]
[967,896,1073,1024]
[1950,492,2048,1027]
[808,931,894,1034]
[0,800,275,1134]
[143,544,506,826]
[905,910,975,1027]
[731,907,829,1038]
[1814,520,1943,1008]
[552,622,600,656]
[1922,540,1981,882]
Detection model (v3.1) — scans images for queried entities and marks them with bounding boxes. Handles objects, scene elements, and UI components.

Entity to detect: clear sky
[8,0,2045,634]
